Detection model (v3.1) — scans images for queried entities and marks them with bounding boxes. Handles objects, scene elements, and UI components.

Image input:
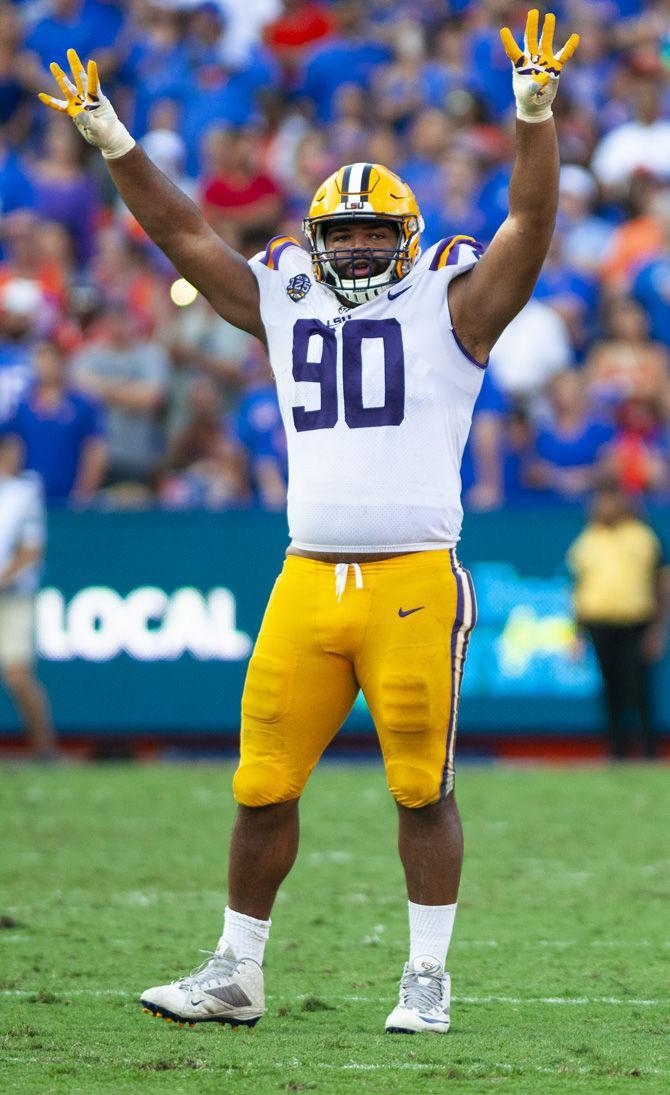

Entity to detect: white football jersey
[250,234,486,553]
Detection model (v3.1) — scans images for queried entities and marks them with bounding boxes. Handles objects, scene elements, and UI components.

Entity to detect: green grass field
[2,762,669,1093]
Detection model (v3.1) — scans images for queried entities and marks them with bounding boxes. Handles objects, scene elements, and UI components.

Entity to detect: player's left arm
[449,10,579,365]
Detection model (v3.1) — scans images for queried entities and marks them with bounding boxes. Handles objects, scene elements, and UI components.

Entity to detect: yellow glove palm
[500,9,579,124]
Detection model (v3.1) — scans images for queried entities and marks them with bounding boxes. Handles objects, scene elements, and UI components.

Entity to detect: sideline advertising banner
[1,508,669,738]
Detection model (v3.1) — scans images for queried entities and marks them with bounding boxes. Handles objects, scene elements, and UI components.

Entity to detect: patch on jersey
[286,273,312,302]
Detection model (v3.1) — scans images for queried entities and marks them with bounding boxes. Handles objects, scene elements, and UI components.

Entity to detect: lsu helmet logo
[287,273,312,302]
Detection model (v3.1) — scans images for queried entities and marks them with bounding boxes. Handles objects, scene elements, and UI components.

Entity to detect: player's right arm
[38,51,264,341]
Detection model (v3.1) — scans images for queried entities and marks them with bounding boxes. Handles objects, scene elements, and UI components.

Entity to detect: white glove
[39,49,135,160]
[500,9,579,124]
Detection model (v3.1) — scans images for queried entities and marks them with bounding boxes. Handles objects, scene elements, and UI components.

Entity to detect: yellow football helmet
[302,162,424,305]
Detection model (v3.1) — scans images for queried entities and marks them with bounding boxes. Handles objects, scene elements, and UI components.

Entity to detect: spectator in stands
[200,125,283,247]
[604,394,670,497]
[88,227,169,338]
[116,3,191,139]
[418,18,478,112]
[398,108,452,241]
[163,289,251,439]
[0,3,33,146]
[20,0,124,97]
[28,116,101,265]
[233,350,287,509]
[527,370,614,503]
[558,165,615,276]
[534,232,598,360]
[372,17,428,134]
[71,302,168,487]
[632,191,670,347]
[159,375,248,509]
[461,369,508,511]
[0,212,68,312]
[591,59,670,198]
[568,483,670,758]
[2,339,106,504]
[180,4,277,176]
[488,299,573,404]
[0,277,42,423]
[264,1,336,76]
[586,296,669,407]
[298,0,393,123]
[0,134,36,257]
[0,433,55,759]
[600,173,669,294]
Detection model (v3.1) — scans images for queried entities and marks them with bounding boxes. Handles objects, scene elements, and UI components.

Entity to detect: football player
[40,9,578,1034]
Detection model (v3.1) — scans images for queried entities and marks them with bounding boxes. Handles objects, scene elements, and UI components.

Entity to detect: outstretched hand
[38,49,135,160]
[500,9,579,123]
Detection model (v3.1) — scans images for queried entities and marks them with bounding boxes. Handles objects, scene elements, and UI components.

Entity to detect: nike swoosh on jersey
[398,606,425,617]
[387,284,413,300]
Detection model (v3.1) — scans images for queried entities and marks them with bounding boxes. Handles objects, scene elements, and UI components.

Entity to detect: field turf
[1,762,669,1093]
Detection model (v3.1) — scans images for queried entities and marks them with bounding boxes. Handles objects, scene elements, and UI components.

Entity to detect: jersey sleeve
[248,236,313,346]
[427,235,485,273]
[420,235,487,373]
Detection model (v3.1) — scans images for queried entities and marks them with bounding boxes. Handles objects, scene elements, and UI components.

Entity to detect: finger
[533,72,551,87]
[525,8,540,56]
[67,48,86,96]
[540,11,555,59]
[500,26,523,65]
[555,33,580,63]
[38,92,68,113]
[49,61,75,101]
[87,59,99,101]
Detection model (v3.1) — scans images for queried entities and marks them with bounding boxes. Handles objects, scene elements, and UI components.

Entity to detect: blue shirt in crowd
[633,257,670,347]
[2,386,105,501]
[299,37,393,123]
[234,385,287,498]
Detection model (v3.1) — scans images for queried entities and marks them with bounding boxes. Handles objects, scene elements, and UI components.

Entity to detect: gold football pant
[234,550,476,809]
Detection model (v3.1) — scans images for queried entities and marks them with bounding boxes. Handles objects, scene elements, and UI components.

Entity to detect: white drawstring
[335,562,363,602]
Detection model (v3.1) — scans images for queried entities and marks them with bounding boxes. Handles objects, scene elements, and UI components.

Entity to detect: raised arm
[38,51,264,341]
[449,10,579,365]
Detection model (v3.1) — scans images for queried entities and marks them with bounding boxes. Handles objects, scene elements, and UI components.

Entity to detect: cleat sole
[140,999,261,1029]
[386,1027,416,1035]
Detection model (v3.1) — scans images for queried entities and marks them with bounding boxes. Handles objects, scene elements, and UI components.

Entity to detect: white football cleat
[385,955,451,1034]
[140,946,264,1028]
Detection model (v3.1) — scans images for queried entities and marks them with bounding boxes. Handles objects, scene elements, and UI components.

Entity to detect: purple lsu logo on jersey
[286,273,312,302]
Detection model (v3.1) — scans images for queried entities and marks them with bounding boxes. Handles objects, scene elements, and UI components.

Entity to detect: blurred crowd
[3,0,670,510]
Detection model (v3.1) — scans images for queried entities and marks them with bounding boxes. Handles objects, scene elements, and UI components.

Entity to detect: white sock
[217,906,271,965]
[408,901,457,968]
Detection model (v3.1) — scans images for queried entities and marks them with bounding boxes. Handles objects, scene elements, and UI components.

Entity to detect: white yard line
[1,1057,665,1078]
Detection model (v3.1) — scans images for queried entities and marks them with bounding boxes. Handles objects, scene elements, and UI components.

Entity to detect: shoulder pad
[260,235,303,271]
[429,235,484,271]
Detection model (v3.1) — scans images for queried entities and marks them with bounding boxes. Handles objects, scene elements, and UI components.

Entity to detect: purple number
[291,318,405,432]
[292,319,338,432]
[342,319,405,428]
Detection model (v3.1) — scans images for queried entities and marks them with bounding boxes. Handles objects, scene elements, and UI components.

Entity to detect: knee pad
[386,761,441,809]
[379,670,432,734]
[233,761,297,807]
[241,643,295,724]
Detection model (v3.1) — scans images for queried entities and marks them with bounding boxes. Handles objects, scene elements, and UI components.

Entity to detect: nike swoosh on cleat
[388,284,413,300]
[398,606,425,617]
[190,998,206,1006]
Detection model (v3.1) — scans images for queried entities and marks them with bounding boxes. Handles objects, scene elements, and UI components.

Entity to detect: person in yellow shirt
[567,484,670,758]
